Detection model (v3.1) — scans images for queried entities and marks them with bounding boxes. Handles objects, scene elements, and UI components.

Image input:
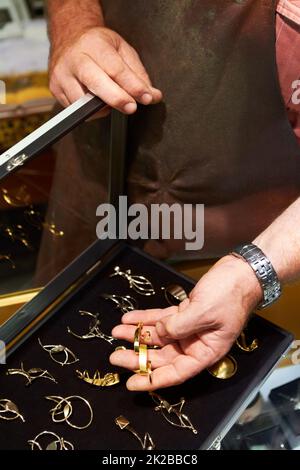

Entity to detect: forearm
[254,196,300,284]
[47,0,104,48]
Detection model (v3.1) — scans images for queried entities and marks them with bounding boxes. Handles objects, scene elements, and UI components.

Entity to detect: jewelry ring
[134,323,143,353]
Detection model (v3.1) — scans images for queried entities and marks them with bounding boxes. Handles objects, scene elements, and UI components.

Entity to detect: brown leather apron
[35,0,300,285]
[100,0,300,258]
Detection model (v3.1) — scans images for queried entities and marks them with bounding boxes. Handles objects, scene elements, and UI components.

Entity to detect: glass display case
[0,94,299,451]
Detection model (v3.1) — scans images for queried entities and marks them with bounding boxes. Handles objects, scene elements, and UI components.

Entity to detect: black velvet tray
[0,244,293,450]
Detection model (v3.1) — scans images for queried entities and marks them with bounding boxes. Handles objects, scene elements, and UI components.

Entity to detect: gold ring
[134,322,143,353]
[138,344,148,373]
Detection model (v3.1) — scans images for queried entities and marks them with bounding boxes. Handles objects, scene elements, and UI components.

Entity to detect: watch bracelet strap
[230,243,281,309]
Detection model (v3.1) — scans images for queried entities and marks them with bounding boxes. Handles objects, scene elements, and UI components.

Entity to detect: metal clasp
[6,154,29,172]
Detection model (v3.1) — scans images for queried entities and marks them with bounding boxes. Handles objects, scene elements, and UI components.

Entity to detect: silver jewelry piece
[150,392,198,434]
[0,399,25,422]
[100,294,138,313]
[67,310,114,344]
[110,266,155,296]
[28,431,74,450]
[38,338,79,366]
[115,415,155,450]
[46,395,93,430]
[6,362,57,386]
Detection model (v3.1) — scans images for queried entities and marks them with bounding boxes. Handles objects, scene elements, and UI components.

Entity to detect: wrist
[216,255,263,310]
[48,0,104,52]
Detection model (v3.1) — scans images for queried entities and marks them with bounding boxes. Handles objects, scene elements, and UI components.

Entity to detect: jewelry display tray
[0,94,293,450]
[0,242,293,450]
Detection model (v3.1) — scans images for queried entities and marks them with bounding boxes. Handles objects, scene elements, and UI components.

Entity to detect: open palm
[110,256,262,391]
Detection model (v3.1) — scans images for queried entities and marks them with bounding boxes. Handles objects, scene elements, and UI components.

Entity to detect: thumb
[156,299,214,340]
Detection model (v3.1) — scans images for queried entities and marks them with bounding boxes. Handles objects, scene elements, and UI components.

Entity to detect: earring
[115,415,155,450]
[207,355,237,379]
[1,185,31,207]
[67,310,114,345]
[163,284,188,305]
[76,369,120,387]
[46,395,93,430]
[100,294,138,313]
[0,255,15,269]
[28,431,74,450]
[1,224,32,250]
[38,338,79,366]
[0,399,25,422]
[6,362,57,386]
[110,266,155,296]
[24,207,64,238]
[236,331,258,352]
[149,392,198,434]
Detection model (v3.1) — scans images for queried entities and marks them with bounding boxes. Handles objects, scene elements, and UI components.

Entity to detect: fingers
[112,324,174,347]
[72,56,137,114]
[49,79,70,107]
[118,41,162,103]
[63,76,86,103]
[110,344,179,370]
[122,306,178,326]
[90,44,156,105]
[126,356,203,391]
[49,28,162,110]
[156,300,220,340]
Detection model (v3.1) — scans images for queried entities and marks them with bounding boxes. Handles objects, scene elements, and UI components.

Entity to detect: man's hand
[110,255,262,391]
[49,26,162,112]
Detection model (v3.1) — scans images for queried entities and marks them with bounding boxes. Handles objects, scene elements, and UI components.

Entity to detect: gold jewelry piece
[1,185,31,207]
[115,346,127,351]
[207,355,237,379]
[0,399,25,422]
[28,431,74,450]
[133,323,152,383]
[1,224,32,250]
[236,331,258,352]
[76,369,120,387]
[115,415,155,450]
[138,344,149,374]
[6,362,57,386]
[38,338,79,366]
[150,392,198,434]
[0,255,15,269]
[134,323,151,352]
[134,344,152,384]
[163,284,188,305]
[46,395,93,430]
[110,266,155,296]
[67,310,114,344]
[24,207,64,238]
[134,322,144,353]
[100,294,138,313]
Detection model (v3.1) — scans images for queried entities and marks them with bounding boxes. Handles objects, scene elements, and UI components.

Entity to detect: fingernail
[124,102,137,114]
[140,93,153,105]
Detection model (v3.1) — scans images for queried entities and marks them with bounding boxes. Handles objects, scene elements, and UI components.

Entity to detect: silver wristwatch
[230,243,281,309]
